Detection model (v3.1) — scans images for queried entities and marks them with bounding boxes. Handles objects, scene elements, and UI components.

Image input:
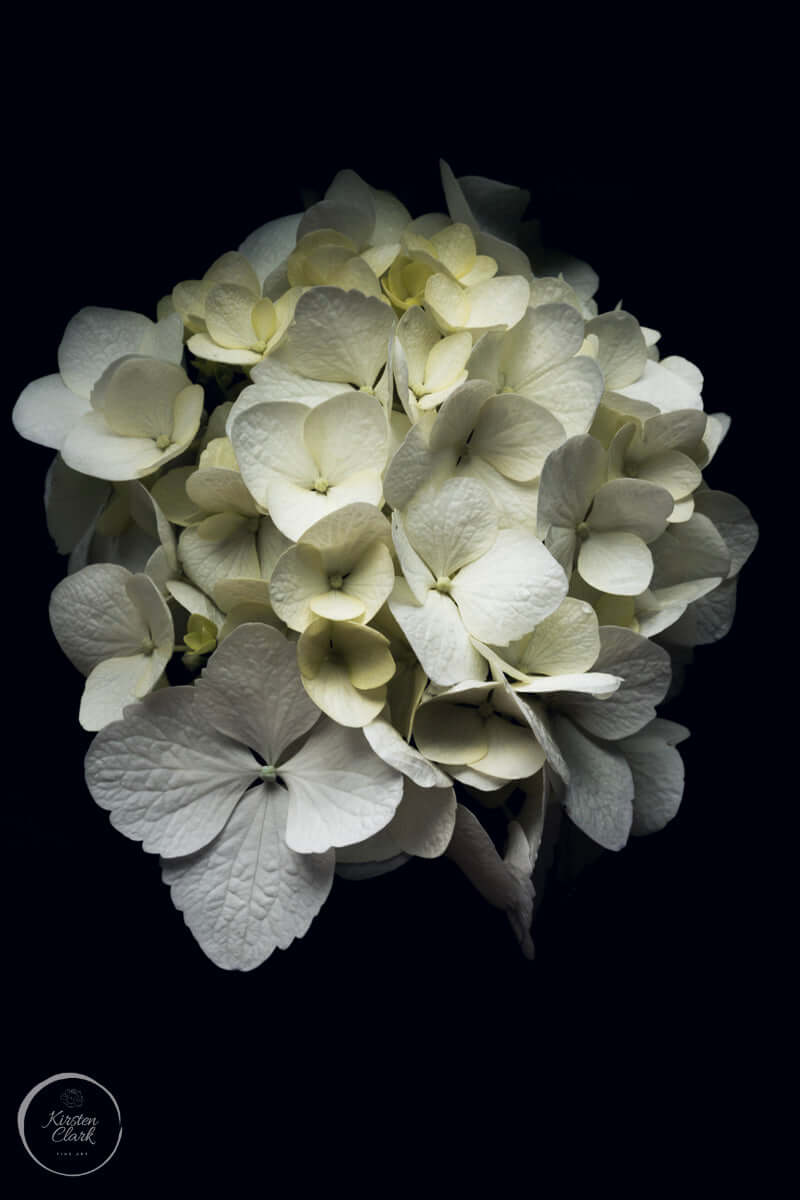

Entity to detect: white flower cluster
[13,163,758,970]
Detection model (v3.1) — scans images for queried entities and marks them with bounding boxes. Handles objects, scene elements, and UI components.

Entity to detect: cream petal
[61,412,165,480]
[303,391,388,485]
[517,596,601,675]
[476,715,546,780]
[269,544,328,631]
[341,541,395,623]
[281,287,394,388]
[470,393,566,481]
[503,304,585,385]
[95,357,190,439]
[578,530,654,595]
[413,700,488,765]
[520,357,604,437]
[301,658,386,727]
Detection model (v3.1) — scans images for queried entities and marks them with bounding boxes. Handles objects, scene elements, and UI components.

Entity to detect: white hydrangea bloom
[538,434,675,595]
[50,564,173,730]
[13,306,183,453]
[12,161,759,970]
[389,476,567,685]
[84,624,404,969]
[229,390,389,542]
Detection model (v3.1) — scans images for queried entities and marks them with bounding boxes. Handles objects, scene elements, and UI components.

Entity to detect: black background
[6,33,783,1191]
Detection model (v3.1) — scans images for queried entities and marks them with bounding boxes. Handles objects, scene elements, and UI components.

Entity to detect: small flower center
[259,764,278,781]
[155,434,171,450]
[576,521,590,541]
[313,476,330,494]
[141,637,154,654]
[329,573,344,590]
[434,576,452,594]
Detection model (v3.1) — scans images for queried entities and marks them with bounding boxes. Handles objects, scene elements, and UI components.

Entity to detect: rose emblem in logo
[60,1088,84,1109]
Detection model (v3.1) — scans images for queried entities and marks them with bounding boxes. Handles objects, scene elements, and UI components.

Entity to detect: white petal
[587,479,674,542]
[238,212,302,292]
[44,455,110,553]
[178,516,260,598]
[650,513,731,588]
[228,400,316,502]
[585,310,648,390]
[537,434,607,535]
[240,357,350,411]
[79,651,165,731]
[388,780,456,857]
[692,490,758,577]
[281,718,404,853]
[444,803,534,953]
[85,686,259,856]
[470,393,565,481]
[452,529,567,643]
[50,563,146,673]
[620,720,688,835]
[61,412,166,480]
[391,511,434,603]
[388,581,486,687]
[558,627,671,740]
[363,717,451,788]
[162,787,334,971]
[405,475,497,579]
[661,576,738,646]
[13,374,92,449]
[194,624,320,764]
[552,715,633,851]
[57,307,154,399]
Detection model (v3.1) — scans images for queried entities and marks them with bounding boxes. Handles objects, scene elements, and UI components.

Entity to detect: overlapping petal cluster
[13,163,757,970]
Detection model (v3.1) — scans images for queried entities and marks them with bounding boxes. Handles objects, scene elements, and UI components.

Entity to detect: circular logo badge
[17,1073,122,1176]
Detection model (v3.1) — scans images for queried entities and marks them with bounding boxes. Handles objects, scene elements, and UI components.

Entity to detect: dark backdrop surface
[6,53,780,1190]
